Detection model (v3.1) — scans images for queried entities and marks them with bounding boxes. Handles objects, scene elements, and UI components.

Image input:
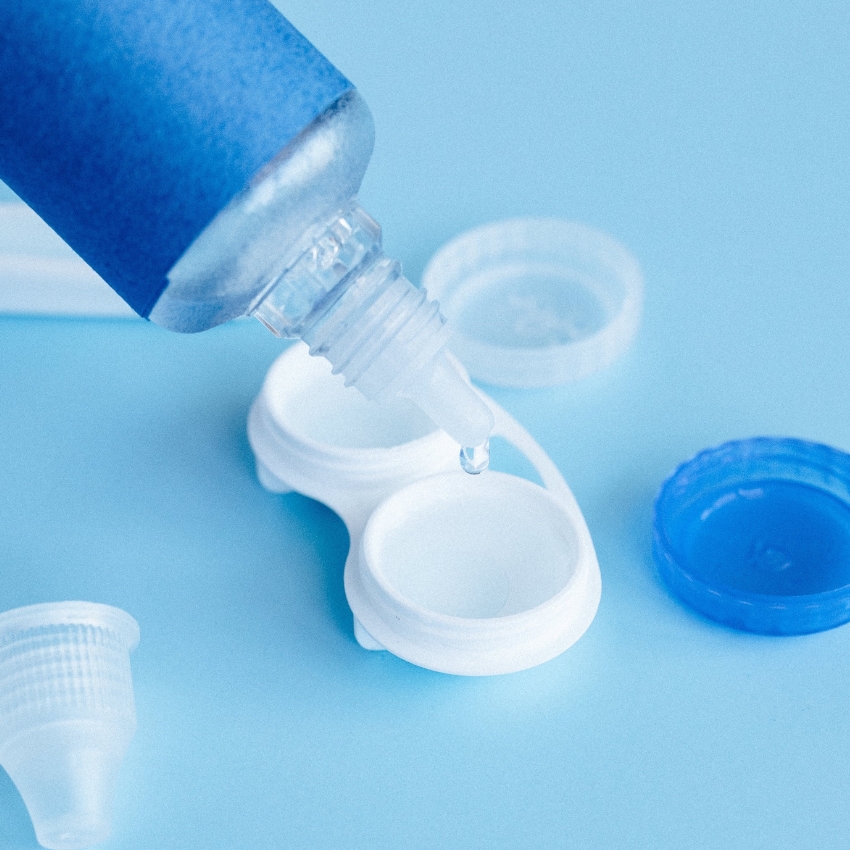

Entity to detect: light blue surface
[1,1,849,848]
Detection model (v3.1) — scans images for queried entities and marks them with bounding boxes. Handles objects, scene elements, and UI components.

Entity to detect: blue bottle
[0,0,493,453]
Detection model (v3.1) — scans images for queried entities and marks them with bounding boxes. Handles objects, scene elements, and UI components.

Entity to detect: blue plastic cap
[653,437,850,635]
[0,0,352,319]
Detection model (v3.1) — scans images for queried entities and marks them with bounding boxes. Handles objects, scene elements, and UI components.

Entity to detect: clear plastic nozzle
[401,350,494,450]
[251,203,494,465]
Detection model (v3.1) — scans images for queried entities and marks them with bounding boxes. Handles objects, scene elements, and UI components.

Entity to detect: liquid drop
[460,441,490,475]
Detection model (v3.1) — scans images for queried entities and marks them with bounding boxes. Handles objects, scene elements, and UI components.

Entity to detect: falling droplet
[460,441,490,475]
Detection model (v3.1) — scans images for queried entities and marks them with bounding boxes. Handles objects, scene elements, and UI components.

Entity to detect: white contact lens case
[248,343,600,676]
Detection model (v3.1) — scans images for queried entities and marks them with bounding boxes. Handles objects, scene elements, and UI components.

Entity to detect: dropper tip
[402,351,494,452]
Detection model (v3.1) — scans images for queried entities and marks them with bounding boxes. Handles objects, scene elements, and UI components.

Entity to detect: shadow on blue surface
[226,407,356,645]
[0,767,36,849]
[274,491,353,642]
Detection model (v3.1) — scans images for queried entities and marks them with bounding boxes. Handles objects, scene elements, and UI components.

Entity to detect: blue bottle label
[0,0,352,317]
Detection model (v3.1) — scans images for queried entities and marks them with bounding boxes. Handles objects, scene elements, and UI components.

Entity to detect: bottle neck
[252,202,494,450]
[252,203,382,339]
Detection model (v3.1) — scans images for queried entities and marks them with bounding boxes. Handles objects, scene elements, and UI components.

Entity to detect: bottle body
[0,0,494,450]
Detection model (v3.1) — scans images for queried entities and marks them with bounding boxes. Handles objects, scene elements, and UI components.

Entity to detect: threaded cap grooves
[0,604,138,738]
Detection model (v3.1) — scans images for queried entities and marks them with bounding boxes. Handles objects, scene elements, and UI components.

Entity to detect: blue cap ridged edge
[653,437,850,635]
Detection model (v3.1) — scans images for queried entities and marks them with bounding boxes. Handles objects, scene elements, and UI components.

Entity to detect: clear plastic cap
[0,602,139,849]
[422,218,643,387]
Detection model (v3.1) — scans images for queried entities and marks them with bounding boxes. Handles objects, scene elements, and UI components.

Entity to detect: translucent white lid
[422,218,644,387]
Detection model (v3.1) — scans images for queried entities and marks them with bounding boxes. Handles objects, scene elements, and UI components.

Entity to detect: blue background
[1,0,849,847]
